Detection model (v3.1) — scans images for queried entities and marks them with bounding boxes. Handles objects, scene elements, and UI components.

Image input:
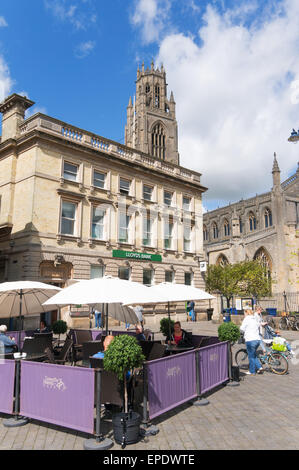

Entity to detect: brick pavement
[1,320,299,450]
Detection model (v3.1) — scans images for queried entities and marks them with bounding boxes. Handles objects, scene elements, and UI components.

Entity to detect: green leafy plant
[160,317,175,338]
[218,322,240,343]
[103,335,145,413]
[52,320,68,340]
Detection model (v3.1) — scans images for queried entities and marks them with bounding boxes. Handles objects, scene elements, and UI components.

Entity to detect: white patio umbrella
[124,282,215,339]
[43,276,168,334]
[0,281,62,348]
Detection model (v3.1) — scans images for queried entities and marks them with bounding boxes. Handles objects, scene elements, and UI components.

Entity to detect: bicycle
[235,343,289,375]
[279,312,299,331]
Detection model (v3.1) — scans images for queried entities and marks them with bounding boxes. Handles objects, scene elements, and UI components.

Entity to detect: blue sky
[0,0,298,211]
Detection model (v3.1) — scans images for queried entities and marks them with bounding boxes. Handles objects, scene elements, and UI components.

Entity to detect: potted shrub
[218,322,241,383]
[218,322,240,344]
[160,317,175,341]
[52,320,68,341]
[103,335,145,447]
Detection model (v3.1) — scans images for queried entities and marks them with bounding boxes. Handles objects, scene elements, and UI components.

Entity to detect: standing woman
[240,309,263,375]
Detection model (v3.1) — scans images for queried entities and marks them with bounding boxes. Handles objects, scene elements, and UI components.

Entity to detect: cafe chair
[44,338,73,365]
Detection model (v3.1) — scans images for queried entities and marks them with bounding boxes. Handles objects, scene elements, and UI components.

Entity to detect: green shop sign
[112,250,162,262]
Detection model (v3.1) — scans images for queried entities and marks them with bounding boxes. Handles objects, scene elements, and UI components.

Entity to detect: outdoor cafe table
[22,353,47,362]
[165,345,195,355]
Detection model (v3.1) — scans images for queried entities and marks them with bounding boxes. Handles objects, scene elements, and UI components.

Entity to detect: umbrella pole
[18,290,23,351]
[105,303,108,336]
[168,301,171,343]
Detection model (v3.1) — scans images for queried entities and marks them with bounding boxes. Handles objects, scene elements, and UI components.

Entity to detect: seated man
[166,321,193,347]
[35,320,51,334]
[135,325,146,341]
[92,335,115,359]
[0,325,17,354]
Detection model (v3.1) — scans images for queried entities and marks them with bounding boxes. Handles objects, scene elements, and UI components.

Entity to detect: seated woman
[0,325,17,354]
[166,321,193,347]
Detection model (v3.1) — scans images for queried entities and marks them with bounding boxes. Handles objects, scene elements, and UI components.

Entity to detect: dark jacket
[166,329,193,347]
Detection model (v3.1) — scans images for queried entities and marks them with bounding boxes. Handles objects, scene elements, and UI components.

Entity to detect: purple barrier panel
[91,331,102,341]
[147,350,197,420]
[198,342,229,395]
[20,361,95,434]
[0,359,15,414]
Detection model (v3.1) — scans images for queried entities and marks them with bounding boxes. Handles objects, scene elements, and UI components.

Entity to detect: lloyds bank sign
[112,250,162,262]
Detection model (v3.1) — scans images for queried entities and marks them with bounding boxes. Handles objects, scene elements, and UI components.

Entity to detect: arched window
[254,247,272,284]
[154,84,160,108]
[216,254,229,267]
[239,217,243,233]
[145,83,150,94]
[212,222,218,239]
[224,219,230,237]
[151,123,166,159]
[203,225,208,241]
[249,212,257,231]
[264,208,272,228]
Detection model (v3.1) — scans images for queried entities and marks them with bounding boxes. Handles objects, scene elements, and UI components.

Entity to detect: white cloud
[149,0,299,207]
[0,16,8,27]
[0,55,13,101]
[44,0,97,31]
[131,0,172,44]
[74,40,96,59]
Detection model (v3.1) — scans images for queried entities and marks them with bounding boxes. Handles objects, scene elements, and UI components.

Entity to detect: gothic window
[154,84,160,108]
[223,219,230,237]
[239,217,243,233]
[145,83,150,94]
[216,254,229,267]
[151,123,166,159]
[249,211,257,231]
[264,208,273,228]
[212,222,218,239]
[254,247,272,284]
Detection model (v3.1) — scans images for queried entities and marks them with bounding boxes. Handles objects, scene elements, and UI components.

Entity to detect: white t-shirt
[240,315,260,342]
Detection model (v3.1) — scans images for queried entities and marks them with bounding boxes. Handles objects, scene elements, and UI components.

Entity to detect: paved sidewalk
[1,320,299,450]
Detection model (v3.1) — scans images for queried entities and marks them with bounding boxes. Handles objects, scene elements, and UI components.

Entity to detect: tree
[206,260,272,306]
[205,263,240,308]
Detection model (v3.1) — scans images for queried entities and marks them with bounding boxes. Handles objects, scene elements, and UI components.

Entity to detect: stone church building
[203,154,299,303]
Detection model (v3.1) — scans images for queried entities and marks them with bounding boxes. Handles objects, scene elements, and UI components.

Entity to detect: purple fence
[0,359,15,414]
[19,361,95,434]
[198,342,229,395]
[91,331,102,341]
[147,350,197,420]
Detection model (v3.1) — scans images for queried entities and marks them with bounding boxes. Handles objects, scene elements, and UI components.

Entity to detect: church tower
[125,61,180,165]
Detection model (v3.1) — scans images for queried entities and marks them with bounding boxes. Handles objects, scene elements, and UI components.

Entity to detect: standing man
[94,308,102,329]
[187,300,196,322]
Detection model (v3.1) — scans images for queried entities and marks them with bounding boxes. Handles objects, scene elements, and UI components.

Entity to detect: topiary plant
[52,320,68,340]
[103,335,145,413]
[160,317,175,338]
[218,322,240,343]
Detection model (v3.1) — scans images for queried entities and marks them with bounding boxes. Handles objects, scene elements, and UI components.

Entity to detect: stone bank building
[0,64,208,325]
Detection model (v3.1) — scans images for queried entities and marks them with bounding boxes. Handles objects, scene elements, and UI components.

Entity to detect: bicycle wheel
[268,352,288,375]
[235,349,249,370]
[289,316,298,331]
[279,317,287,330]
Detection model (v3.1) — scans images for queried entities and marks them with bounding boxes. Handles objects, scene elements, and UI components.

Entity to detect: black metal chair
[44,338,73,365]
[82,341,103,367]
[72,330,93,365]
[22,336,53,354]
